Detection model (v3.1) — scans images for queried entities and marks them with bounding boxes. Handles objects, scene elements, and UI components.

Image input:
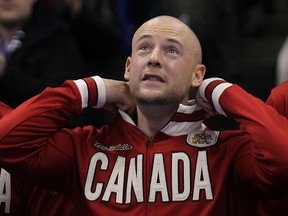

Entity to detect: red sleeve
[199,78,288,191]
[266,80,288,117]
[0,102,12,118]
[0,76,103,192]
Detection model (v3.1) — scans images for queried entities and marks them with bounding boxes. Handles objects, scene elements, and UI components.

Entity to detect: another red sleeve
[0,76,103,193]
[199,78,288,194]
[0,102,12,118]
[0,79,85,191]
[266,80,288,117]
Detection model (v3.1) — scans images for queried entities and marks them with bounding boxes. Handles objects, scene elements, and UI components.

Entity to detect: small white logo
[94,141,133,151]
[187,131,219,148]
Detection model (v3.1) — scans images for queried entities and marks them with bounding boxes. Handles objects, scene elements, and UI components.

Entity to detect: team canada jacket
[0,76,287,216]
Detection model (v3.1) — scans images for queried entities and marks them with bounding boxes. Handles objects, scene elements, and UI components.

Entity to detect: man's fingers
[195,91,216,118]
[102,78,135,115]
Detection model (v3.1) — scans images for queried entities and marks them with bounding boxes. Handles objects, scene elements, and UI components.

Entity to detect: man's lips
[142,74,165,82]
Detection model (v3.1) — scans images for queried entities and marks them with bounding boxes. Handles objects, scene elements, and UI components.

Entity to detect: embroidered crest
[187,131,219,148]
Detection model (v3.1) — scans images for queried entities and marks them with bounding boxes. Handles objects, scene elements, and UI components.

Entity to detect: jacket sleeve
[0,76,106,191]
[199,78,288,196]
[266,80,288,117]
[0,101,12,118]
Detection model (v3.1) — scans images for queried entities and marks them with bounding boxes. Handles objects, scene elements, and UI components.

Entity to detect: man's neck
[136,104,179,137]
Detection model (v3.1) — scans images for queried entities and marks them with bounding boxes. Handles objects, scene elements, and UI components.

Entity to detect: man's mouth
[143,74,164,82]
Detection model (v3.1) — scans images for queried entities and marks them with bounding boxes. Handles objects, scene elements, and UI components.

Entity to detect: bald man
[0,16,287,215]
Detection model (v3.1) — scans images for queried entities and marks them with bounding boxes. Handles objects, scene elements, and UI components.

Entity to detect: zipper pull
[146,137,152,147]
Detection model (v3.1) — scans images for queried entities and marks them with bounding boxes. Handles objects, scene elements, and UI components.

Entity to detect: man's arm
[266,80,288,116]
[0,76,134,190]
[198,78,288,194]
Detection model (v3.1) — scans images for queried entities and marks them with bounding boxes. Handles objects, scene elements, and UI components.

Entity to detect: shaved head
[125,15,206,108]
[132,15,203,65]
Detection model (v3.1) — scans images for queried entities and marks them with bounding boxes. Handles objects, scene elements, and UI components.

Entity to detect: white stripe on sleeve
[73,79,88,109]
[199,78,224,101]
[212,83,233,116]
[92,76,106,108]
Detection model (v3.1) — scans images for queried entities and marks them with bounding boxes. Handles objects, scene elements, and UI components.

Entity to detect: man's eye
[140,46,149,51]
[168,48,179,54]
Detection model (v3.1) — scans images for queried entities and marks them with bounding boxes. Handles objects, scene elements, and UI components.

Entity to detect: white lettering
[85,152,108,201]
[172,152,190,201]
[84,150,213,204]
[149,154,169,202]
[0,168,11,213]
[126,155,144,203]
[103,156,125,203]
[193,151,213,200]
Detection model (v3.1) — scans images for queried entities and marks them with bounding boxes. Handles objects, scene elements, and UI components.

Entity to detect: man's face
[0,0,36,26]
[125,16,203,106]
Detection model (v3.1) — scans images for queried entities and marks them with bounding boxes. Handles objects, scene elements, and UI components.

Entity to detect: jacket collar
[119,102,206,136]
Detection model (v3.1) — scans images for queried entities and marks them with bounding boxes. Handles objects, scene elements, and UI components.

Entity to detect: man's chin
[136,95,170,106]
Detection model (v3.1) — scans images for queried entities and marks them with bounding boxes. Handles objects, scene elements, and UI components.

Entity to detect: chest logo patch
[187,130,219,148]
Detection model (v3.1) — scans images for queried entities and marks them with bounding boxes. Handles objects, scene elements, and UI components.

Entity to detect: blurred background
[236,0,288,101]
[44,0,288,101]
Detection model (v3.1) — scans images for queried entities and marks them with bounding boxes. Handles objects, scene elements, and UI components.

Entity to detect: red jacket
[0,77,288,215]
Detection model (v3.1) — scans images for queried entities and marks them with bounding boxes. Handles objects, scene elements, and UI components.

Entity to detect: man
[0,15,287,215]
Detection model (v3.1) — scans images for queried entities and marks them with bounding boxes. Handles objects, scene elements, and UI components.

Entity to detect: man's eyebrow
[136,34,152,43]
[166,38,183,48]
[136,34,183,48]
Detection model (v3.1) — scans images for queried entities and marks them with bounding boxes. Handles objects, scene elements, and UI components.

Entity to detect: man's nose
[148,49,161,68]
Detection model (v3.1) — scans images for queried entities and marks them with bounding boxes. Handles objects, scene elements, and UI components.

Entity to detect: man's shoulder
[0,101,12,118]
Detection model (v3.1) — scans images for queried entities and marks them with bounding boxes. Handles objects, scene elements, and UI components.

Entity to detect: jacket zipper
[145,136,152,215]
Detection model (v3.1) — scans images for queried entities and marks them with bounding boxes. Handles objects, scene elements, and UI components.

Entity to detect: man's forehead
[133,19,190,43]
[141,17,187,33]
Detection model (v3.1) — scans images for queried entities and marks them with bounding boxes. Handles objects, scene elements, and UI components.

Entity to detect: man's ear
[124,57,132,81]
[191,64,206,87]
